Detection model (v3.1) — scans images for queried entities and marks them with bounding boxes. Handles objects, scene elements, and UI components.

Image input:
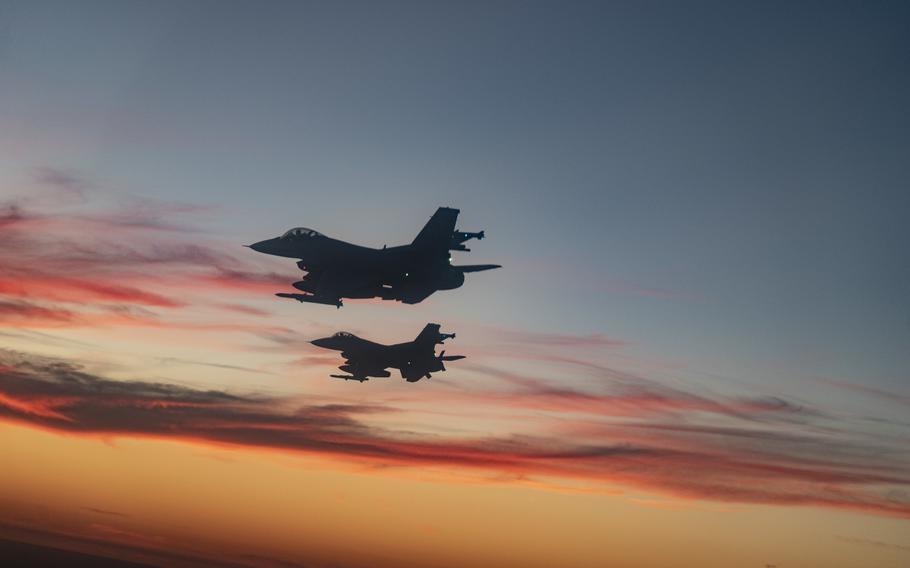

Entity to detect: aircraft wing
[313,268,379,298]
[394,284,438,305]
[339,351,392,379]
[411,207,459,251]
[335,363,391,381]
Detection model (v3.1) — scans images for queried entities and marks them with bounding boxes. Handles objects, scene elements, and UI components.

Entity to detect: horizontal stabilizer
[276,293,343,308]
[453,264,501,273]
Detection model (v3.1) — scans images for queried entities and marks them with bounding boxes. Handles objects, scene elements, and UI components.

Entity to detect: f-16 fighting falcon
[310,323,465,382]
[247,207,499,307]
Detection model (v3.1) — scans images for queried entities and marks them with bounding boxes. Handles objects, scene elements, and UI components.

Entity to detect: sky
[0,1,908,567]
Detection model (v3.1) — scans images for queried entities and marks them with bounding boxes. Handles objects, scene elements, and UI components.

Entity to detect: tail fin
[415,323,455,345]
[414,323,443,345]
[412,207,459,250]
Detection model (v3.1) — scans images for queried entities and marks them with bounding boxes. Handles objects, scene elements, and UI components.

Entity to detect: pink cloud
[2,349,908,519]
[0,186,293,333]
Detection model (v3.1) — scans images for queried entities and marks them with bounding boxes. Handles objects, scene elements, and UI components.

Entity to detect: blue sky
[3,1,907,391]
[1,2,910,566]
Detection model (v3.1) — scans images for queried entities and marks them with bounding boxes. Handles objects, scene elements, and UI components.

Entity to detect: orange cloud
[0,191,294,334]
[1,349,908,520]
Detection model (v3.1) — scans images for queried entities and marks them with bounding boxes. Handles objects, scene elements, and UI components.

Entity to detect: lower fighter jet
[310,323,465,382]
[247,207,500,307]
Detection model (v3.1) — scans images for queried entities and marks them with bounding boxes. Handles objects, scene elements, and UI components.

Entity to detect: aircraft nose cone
[248,239,274,254]
[310,337,333,349]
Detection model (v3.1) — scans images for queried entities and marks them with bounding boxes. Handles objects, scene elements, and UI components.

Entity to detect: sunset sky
[1,1,909,567]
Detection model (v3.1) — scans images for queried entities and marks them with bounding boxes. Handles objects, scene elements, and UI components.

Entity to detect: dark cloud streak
[1,350,908,519]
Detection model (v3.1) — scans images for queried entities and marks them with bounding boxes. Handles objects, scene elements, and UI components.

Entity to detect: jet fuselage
[310,324,463,382]
[248,208,498,305]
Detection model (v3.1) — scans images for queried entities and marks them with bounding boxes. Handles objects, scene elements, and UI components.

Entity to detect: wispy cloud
[0,175,294,333]
[0,518,238,568]
[458,363,814,422]
[82,507,130,518]
[0,299,76,325]
[156,356,275,376]
[489,327,626,348]
[215,303,271,317]
[1,349,908,519]
[4,167,909,525]
[0,275,184,308]
[817,377,910,406]
[835,535,910,553]
[32,167,91,201]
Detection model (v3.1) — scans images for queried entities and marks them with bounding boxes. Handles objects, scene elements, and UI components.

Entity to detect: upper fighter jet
[310,323,465,382]
[247,207,499,307]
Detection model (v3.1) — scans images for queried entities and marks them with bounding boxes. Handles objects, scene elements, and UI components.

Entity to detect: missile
[429,350,465,373]
[449,230,485,250]
[330,374,368,382]
[452,230,485,243]
[276,292,343,308]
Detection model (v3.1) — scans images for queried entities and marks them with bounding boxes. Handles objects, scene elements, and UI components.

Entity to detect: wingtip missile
[450,230,486,251]
[330,374,368,382]
[276,292,343,308]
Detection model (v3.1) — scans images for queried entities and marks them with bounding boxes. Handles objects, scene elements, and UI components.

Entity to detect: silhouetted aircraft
[310,323,465,382]
[247,207,499,307]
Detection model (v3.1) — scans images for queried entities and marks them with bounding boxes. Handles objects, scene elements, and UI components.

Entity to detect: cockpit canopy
[332,331,355,339]
[281,227,324,239]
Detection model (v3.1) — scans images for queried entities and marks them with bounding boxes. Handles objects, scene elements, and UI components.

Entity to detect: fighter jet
[310,323,465,382]
[247,207,499,307]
